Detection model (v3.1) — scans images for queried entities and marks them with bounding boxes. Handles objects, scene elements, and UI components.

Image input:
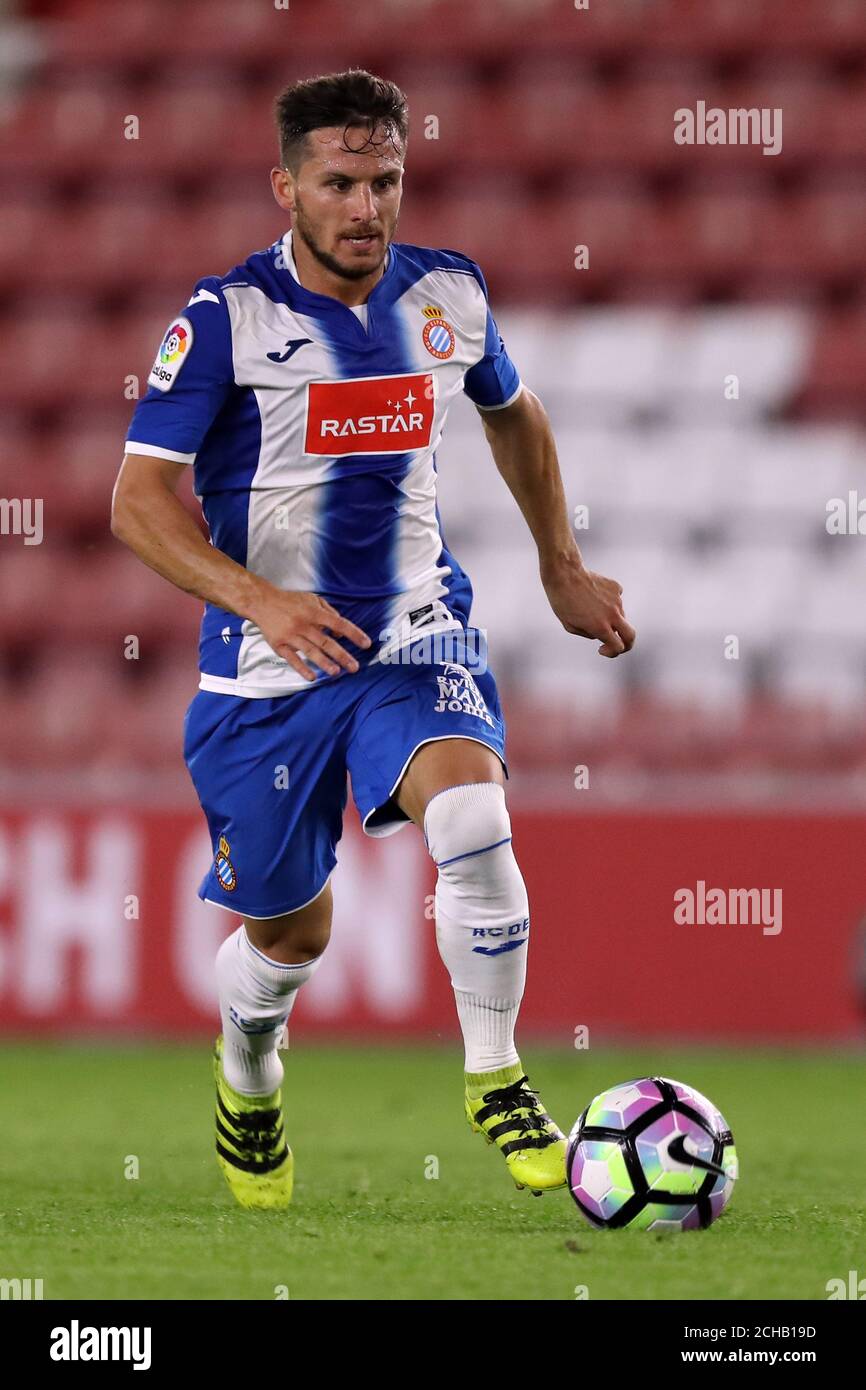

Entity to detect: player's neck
[289,231,387,307]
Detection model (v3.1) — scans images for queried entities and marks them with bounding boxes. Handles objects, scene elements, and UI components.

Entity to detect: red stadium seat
[46,0,866,70]
[53,424,126,528]
[48,549,201,645]
[797,312,866,419]
[178,197,286,280]
[0,82,133,178]
[397,186,583,301]
[0,311,104,408]
[826,85,866,162]
[0,201,55,292]
[0,548,68,643]
[0,648,192,773]
[114,663,199,768]
[0,307,188,410]
[467,77,607,171]
[768,189,866,281]
[747,0,866,58]
[88,87,245,177]
[50,0,181,64]
[21,200,177,293]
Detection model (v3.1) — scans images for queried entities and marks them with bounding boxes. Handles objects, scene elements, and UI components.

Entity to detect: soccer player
[112,70,635,1210]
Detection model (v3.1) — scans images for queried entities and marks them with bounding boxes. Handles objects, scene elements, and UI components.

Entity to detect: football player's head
[271,69,407,282]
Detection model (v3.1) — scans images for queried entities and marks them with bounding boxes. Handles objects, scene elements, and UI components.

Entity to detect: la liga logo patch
[160,321,190,363]
[148,315,194,392]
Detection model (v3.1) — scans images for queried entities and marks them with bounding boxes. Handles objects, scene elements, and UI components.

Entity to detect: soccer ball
[566,1076,738,1231]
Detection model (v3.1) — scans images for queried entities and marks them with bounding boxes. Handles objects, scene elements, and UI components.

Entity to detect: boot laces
[482,1075,552,1138]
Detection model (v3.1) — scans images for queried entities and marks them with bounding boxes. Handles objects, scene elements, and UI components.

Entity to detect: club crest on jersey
[214,834,237,892]
[422,314,456,360]
[147,316,193,393]
[304,372,435,456]
[433,663,494,727]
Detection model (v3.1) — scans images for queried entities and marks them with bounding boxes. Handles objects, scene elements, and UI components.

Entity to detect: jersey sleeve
[461,260,523,412]
[124,278,234,464]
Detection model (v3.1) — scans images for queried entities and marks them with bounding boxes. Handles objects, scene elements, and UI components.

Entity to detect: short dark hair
[274,69,409,173]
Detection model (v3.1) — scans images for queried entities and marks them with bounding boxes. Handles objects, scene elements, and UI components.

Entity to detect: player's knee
[240,880,333,962]
[423,780,511,864]
[243,915,331,962]
[423,782,529,925]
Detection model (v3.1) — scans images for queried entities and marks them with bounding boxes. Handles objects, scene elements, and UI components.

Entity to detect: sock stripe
[435,835,511,869]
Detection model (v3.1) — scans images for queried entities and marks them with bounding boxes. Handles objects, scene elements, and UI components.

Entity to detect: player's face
[286,125,403,282]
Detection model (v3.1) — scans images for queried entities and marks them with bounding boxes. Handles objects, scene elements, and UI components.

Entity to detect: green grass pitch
[1,1041,864,1300]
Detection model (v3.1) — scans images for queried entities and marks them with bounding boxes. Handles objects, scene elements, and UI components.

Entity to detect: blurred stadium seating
[1,0,865,802]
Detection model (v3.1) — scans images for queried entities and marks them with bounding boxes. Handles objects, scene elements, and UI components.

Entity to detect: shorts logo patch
[304,372,435,456]
[422,317,456,360]
[148,316,193,393]
[214,833,237,892]
[433,663,494,727]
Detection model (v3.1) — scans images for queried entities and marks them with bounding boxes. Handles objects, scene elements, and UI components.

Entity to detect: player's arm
[111,453,370,681]
[460,256,634,657]
[477,387,635,658]
[115,282,369,681]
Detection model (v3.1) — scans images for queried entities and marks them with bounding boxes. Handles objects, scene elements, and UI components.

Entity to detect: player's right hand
[541,558,636,658]
[247,584,372,681]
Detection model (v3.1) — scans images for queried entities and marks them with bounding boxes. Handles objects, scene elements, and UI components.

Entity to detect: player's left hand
[541,556,636,658]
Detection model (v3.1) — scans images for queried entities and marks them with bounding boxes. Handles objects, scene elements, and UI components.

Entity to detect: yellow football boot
[465,1063,567,1194]
[213,1034,293,1210]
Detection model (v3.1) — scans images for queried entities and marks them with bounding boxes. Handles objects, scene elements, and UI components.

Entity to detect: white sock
[423,782,529,1073]
[215,926,323,1095]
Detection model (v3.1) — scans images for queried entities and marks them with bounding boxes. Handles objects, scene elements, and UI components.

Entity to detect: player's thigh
[394,737,505,827]
[183,689,348,920]
[346,647,507,836]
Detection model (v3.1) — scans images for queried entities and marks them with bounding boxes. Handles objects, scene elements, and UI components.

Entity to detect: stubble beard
[293,202,392,283]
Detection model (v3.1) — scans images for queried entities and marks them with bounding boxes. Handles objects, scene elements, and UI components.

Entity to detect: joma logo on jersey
[433,663,494,727]
[305,372,435,456]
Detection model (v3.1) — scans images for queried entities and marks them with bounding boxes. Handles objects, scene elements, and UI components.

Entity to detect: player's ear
[270,166,294,212]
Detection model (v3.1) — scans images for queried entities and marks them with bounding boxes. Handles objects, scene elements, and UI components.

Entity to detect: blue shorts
[183,633,507,918]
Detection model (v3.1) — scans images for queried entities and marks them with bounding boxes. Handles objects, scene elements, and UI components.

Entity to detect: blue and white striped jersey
[125,229,523,696]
